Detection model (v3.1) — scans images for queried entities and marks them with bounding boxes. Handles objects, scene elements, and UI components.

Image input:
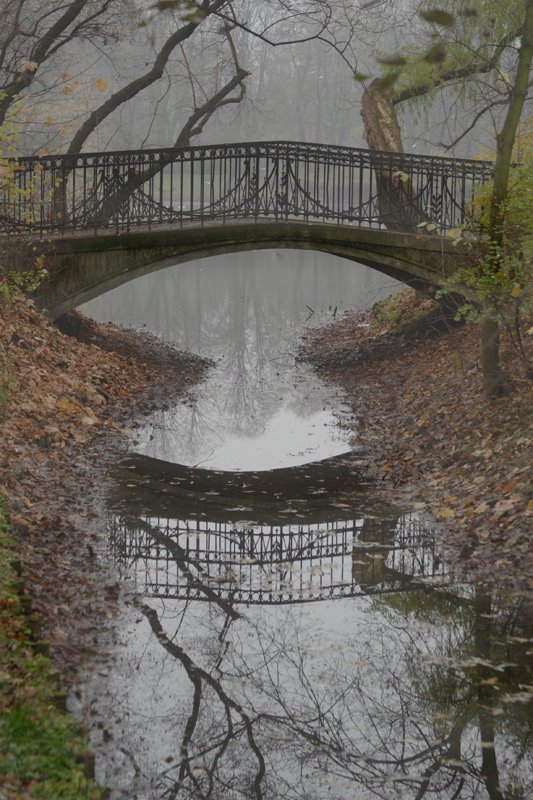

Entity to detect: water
[81,249,396,469]
[79,250,533,799]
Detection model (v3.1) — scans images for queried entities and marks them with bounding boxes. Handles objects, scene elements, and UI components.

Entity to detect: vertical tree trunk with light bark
[482,0,533,398]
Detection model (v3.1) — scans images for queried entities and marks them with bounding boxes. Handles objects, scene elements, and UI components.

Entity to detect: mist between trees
[1,0,527,158]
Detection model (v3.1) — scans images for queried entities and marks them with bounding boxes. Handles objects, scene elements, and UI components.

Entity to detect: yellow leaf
[511,284,524,298]
[56,396,77,413]
[95,78,109,92]
[447,227,463,240]
[22,60,38,72]
[392,170,409,183]
[437,507,455,520]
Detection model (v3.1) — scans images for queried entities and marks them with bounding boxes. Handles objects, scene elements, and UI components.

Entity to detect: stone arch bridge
[1,141,492,318]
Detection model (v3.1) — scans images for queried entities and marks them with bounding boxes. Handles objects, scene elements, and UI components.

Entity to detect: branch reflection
[98,458,532,799]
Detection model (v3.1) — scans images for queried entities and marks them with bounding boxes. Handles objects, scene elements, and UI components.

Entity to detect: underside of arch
[31,221,460,319]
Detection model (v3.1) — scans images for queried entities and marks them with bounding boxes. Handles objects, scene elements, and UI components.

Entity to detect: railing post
[285,147,290,221]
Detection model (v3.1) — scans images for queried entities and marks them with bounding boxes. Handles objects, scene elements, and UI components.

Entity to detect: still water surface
[82,249,392,468]
[80,251,533,799]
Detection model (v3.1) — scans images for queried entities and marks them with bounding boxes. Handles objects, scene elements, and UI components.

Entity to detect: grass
[0,501,103,799]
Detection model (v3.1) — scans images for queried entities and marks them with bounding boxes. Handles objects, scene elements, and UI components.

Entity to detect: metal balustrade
[1,141,493,236]
[106,513,446,605]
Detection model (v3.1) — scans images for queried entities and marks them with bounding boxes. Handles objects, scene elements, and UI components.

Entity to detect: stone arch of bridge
[32,221,459,319]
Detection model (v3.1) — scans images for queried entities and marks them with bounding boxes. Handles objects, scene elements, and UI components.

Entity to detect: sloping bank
[0,296,209,798]
[299,289,532,596]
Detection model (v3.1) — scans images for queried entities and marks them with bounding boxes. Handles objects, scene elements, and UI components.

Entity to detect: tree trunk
[360,79,404,153]
[481,318,506,398]
[483,0,533,398]
[360,79,430,231]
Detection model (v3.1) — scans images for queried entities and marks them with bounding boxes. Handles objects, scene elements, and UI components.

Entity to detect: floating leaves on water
[501,692,533,704]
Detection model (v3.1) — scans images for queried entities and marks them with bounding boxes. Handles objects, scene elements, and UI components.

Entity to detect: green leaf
[354,72,370,82]
[393,170,410,183]
[447,227,463,240]
[377,71,400,89]
[423,42,447,63]
[150,0,182,8]
[420,9,455,27]
[377,54,407,66]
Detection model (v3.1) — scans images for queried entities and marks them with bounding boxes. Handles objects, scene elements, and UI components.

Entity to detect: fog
[7,0,519,159]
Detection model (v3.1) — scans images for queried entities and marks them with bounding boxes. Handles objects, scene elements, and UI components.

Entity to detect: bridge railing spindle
[219,151,225,221]
[189,149,194,223]
[199,151,205,226]
[209,153,215,220]
[158,153,164,228]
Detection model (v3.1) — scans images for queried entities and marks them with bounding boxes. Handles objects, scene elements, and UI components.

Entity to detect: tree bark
[361,79,404,153]
[360,79,429,232]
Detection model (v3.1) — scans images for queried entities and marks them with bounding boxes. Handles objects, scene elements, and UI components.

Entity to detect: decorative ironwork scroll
[1,141,493,236]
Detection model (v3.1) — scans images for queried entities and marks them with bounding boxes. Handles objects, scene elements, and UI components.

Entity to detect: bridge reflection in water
[106,454,446,605]
[96,456,533,800]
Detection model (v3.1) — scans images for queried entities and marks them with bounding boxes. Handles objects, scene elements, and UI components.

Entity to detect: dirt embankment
[0,299,209,680]
[300,292,533,595]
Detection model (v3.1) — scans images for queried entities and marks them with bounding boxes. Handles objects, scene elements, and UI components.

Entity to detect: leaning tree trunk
[360,79,404,153]
[360,79,430,232]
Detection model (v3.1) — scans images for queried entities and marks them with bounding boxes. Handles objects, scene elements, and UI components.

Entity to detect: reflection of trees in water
[103,581,532,800]
[99,505,532,798]
[83,251,398,347]
[82,252,399,460]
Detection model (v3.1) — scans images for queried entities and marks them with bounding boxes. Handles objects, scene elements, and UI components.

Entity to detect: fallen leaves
[301,291,533,593]
[0,298,209,682]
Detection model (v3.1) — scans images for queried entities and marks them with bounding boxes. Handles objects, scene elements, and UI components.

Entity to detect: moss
[370,288,438,334]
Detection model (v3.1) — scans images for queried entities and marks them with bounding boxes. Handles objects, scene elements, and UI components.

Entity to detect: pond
[78,250,533,799]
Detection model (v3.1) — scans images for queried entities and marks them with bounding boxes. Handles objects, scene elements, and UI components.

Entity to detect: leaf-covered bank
[300,290,533,595]
[0,297,209,797]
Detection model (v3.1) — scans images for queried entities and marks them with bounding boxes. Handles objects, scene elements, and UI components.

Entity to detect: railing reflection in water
[106,511,446,604]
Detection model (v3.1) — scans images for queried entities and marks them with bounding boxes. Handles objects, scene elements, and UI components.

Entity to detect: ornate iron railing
[106,512,446,605]
[1,141,493,236]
